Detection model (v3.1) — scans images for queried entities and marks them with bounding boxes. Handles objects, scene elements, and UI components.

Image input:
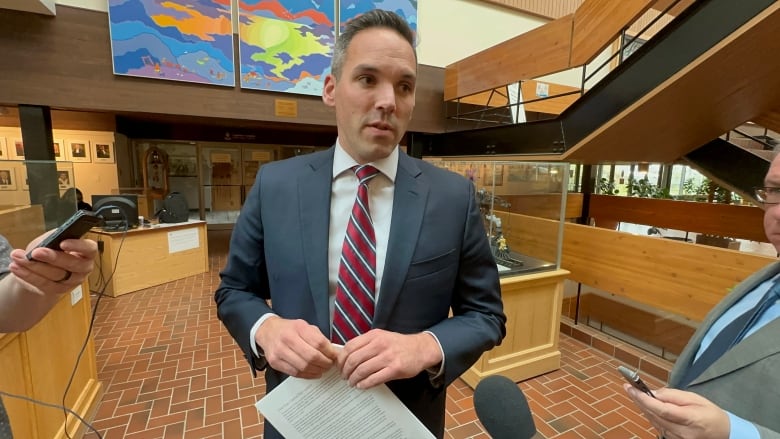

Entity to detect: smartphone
[618,365,655,398]
[26,210,103,260]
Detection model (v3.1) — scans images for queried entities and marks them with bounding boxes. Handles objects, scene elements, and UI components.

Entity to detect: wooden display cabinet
[427,159,570,388]
[0,281,103,439]
[461,269,569,388]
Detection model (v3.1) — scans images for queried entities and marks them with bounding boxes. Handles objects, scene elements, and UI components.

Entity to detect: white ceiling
[0,0,56,15]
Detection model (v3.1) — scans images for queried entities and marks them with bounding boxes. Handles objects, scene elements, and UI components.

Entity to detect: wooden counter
[0,281,102,439]
[461,269,569,388]
[86,220,209,297]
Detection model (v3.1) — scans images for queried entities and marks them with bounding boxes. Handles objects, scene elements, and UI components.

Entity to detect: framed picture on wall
[169,156,197,177]
[53,139,65,161]
[11,139,25,160]
[92,142,115,163]
[57,169,73,189]
[19,167,28,190]
[0,167,17,190]
[0,137,7,160]
[67,140,91,163]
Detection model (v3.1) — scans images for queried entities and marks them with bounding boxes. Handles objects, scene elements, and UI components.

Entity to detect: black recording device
[25,210,103,260]
[618,365,656,398]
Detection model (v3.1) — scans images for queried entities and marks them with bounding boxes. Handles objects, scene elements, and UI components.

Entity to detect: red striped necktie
[332,165,380,344]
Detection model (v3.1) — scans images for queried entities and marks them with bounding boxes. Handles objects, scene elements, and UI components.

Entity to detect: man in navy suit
[215,9,506,439]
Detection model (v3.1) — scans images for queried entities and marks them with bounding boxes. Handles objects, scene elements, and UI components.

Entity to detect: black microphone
[474,375,537,439]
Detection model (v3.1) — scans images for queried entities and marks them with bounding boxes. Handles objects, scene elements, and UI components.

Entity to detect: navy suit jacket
[216,147,506,438]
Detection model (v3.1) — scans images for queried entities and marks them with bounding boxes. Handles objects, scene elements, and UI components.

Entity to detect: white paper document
[255,367,435,439]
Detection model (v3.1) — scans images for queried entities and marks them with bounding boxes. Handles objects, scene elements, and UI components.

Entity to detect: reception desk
[461,269,569,388]
[86,220,209,297]
[0,281,102,439]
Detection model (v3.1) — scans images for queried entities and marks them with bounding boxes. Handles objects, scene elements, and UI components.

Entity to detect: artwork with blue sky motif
[108,0,235,86]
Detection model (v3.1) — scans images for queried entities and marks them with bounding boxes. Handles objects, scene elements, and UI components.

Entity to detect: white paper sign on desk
[167,228,199,253]
[255,367,435,439]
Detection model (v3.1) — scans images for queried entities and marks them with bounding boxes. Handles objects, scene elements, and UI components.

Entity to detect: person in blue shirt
[626,153,780,439]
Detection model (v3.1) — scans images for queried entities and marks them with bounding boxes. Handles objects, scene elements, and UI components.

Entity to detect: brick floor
[83,230,664,438]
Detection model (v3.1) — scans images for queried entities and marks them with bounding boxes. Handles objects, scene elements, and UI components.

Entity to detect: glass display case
[427,159,567,277]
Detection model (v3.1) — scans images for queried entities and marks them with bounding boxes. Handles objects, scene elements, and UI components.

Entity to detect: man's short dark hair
[331,9,417,79]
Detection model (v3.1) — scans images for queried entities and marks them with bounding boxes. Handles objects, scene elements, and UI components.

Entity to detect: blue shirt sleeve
[728,411,760,439]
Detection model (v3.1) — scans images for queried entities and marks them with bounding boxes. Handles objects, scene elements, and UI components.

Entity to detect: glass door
[201,144,241,226]
[241,146,277,204]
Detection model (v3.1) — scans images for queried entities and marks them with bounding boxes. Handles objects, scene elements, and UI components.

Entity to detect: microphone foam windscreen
[474,375,536,439]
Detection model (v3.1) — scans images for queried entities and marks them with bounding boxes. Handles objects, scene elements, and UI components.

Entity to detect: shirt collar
[333,139,398,183]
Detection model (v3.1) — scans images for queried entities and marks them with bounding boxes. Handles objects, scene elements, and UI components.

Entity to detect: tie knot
[353,165,379,185]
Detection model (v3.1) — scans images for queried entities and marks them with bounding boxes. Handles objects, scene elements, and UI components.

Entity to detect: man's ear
[322,74,336,107]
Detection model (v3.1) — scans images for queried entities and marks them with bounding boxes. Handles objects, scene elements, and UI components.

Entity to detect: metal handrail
[447,0,689,127]
[583,0,684,86]
[730,128,776,150]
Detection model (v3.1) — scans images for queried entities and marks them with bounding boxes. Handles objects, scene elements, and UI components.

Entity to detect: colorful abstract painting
[238,0,335,95]
[108,0,235,87]
[340,0,417,33]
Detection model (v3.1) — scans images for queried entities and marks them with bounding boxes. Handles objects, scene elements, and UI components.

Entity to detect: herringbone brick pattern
[83,230,662,438]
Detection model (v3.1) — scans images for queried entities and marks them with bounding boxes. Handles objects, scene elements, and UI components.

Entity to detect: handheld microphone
[474,375,536,439]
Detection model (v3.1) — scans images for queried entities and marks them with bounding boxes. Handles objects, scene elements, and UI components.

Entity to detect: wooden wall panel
[444,15,574,101]
[502,192,583,220]
[627,8,675,39]
[754,109,780,134]
[477,0,582,19]
[589,195,765,243]
[520,80,580,114]
[0,107,116,132]
[652,0,697,17]
[456,79,580,115]
[477,0,689,20]
[571,0,654,66]
[0,6,446,134]
[501,213,774,322]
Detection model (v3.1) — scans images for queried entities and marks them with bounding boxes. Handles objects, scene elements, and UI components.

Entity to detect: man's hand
[625,384,730,439]
[9,236,97,296]
[255,317,338,379]
[337,329,442,389]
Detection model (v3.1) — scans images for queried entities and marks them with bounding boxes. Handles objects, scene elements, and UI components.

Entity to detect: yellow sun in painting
[257,19,290,49]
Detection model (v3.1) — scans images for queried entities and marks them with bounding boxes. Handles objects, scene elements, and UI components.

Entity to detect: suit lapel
[373,154,428,327]
[691,317,780,386]
[670,261,780,387]
[298,149,335,332]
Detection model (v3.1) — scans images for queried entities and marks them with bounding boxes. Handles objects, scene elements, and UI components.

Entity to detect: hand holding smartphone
[26,210,103,260]
[618,365,656,398]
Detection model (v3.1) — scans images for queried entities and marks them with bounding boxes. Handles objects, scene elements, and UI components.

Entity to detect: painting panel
[93,142,115,163]
[340,1,418,34]
[0,168,17,190]
[238,0,335,96]
[0,138,7,160]
[108,0,235,87]
[67,140,92,163]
